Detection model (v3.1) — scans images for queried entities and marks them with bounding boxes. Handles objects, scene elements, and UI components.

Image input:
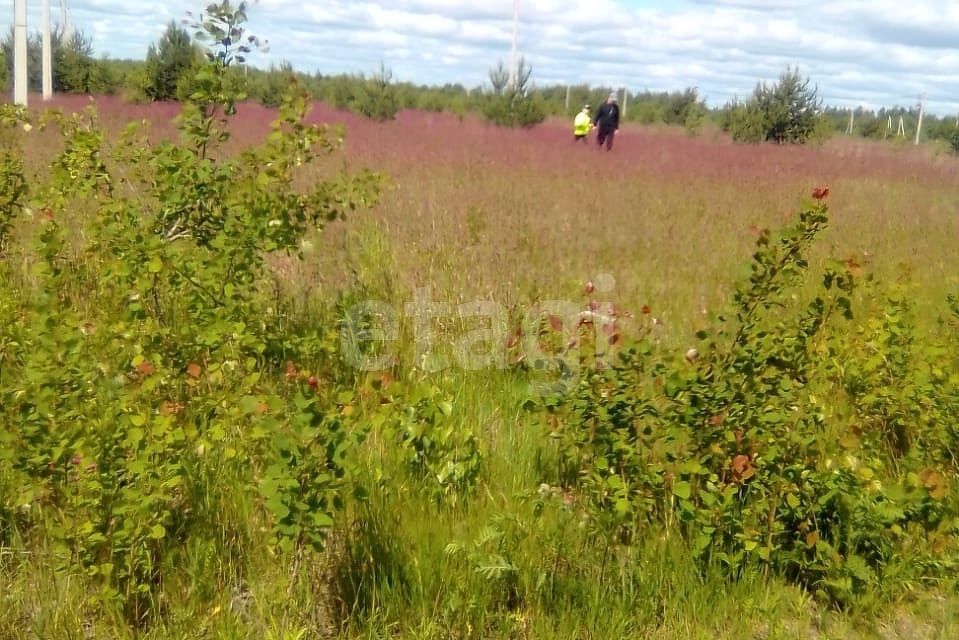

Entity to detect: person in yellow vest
[573,104,593,142]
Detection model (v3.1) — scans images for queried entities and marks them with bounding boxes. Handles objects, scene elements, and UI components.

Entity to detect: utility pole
[564,84,570,114]
[915,93,925,145]
[508,0,519,89]
[13,0,28,105]
[60,0,73,40]
[42,0,53,100]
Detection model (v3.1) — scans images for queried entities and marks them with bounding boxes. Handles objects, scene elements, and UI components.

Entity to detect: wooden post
[621,87,627,118]
[565,84,570,114]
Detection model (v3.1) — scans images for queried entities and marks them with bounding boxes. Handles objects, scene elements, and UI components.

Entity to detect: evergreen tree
[142,21,200,101]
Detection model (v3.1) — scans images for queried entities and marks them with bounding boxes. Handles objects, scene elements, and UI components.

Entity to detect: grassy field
[2,94,959,639]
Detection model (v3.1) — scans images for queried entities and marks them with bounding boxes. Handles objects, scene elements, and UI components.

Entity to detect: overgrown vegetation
[3,3,959,639]
[536,190,959,607]
[0,1,380,629]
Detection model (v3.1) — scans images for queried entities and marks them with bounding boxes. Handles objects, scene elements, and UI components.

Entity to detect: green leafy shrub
[385,383,483,502]
[536,189,959,606]
[0,105,28,253]
[0,1,382,627]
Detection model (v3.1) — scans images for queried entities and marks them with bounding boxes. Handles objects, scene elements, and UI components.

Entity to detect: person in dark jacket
[592,93,620,151]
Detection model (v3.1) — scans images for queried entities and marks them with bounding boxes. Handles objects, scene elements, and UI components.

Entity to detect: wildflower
[22,123,32,132]
[812,185,830,200]
[685,347,699,363]
[641,304,651,315]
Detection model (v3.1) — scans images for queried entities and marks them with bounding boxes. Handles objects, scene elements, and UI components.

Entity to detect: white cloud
[14,0,959,115]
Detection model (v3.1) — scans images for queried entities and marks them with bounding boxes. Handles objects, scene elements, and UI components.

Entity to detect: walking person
[593,93,620,151]
[573,104,592,142]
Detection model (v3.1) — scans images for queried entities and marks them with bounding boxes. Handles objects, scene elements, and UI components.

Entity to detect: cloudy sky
[14,0,959,115]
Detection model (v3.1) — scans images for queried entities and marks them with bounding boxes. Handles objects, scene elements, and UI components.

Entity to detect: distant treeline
[2,23,957,144]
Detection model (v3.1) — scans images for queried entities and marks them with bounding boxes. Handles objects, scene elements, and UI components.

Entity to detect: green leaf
[148,524,166,540]
[310,511,334,528]
[673,481,692,500]
[238,395,261,415]
[265,497,290,520]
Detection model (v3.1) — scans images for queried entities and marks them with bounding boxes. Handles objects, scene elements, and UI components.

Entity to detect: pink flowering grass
[21,94,959,340]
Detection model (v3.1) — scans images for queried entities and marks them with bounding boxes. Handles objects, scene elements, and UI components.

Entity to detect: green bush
[0,2,382,626]
[723,66,826,144]
[354,64,400,122]
[949,130,959,154]
[141,22,201,101]
[481,58,546,128]
[533,189,959,607]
